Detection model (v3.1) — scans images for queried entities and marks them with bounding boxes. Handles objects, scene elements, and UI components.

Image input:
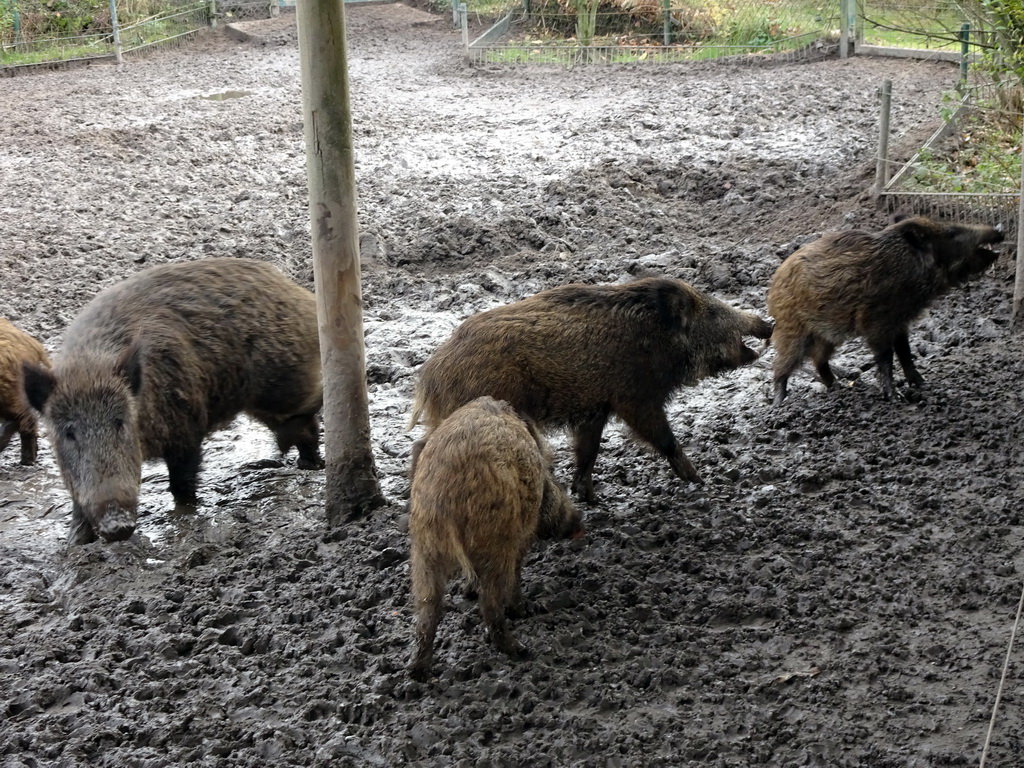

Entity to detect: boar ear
[22,362,55,413]
[653,282,694,332]
[896,219,935,261]
[115,339,145,397]
[890,211,913,225]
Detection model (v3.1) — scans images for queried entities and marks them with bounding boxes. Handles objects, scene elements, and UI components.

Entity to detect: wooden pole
[959,23,970,89]
[873,79,892,198]
[296,0,385,524]
[1012,131,1024,330]
[109,0,123,64]
[839,0,849,59]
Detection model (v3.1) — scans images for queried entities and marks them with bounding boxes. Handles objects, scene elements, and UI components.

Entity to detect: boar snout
[739,344,760,366]
[94,501,138,543]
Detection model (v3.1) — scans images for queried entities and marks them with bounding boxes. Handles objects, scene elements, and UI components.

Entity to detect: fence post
[853,0,864,52]
[271,0,279,18]
[959,23,970,88]
[108,0,123,64]
[839,0,848,58]
[662,0,670,46]
[452,0,458,28]
[1013,133,1024,330]
[873,79,892,198]
[460,2,468,55]
[209,0,217,28]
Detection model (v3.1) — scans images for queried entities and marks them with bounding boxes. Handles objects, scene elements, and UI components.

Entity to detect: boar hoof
[902,388,924,404]
[504,641,531,661]
[67,518,98,547]
[408,662,432,682]
[505,598,528,619]
[297,456,325,471]
[571,479,598,505]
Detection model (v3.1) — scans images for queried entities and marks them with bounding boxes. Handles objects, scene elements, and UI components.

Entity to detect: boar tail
[407,391,426,430]
[452,539,478,584]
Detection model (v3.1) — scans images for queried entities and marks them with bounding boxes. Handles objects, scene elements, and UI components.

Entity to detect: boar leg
[409,560,445,681]
[617,403,703,486]
[478,567,527,660]
[868,342,899,400]
[808,338,837,389]
[68,502,98,546]
[770,332,809,405]
[893,331,924,388]
[165,443,203,505]
[0,421,16,457]
[571,412,610,503]
[273,413,324,470]
[18,431,38,466]
[506,561,527,619]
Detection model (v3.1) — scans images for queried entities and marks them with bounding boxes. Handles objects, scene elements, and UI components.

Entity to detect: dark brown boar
[767,216,1003,403]
[0,318,52,466]
[22,258,323,546]
[408,396,583,681]
[410,277,773,503]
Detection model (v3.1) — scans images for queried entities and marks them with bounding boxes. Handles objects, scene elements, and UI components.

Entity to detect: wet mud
[2,4,1023,766]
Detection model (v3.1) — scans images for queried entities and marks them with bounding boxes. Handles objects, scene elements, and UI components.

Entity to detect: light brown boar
[0,318,51,465]
[22,258,323,546]
[408,396,583,681]
[767,216,1003,403]
[410,277,773,502]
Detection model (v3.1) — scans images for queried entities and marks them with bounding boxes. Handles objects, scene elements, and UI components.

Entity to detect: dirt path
[1,5,1022,766]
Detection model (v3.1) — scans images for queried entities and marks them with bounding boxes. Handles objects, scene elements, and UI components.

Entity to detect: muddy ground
[2,4,1023,766]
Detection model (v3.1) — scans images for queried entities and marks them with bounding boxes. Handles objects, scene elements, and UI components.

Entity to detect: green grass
[1,38,113,65]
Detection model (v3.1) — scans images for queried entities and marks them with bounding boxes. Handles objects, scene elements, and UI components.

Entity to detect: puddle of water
[200,90,253,102]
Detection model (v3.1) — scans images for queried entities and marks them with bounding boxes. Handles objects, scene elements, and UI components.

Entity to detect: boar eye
[64,426,77,442]
[113,418,124,432]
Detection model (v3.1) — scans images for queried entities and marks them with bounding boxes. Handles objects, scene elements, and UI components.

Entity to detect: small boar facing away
[0,318,52,465]
[411,277,773,502]
[767,216,1003,403]
[408,396,583,681]
[23,258,324,546]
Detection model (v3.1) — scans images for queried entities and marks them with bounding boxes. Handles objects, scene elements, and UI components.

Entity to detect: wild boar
[0,318,52,465]
[767,216,1003,403]
[408,396,583,681]
[22,258,323,545]
[410,277,772,502]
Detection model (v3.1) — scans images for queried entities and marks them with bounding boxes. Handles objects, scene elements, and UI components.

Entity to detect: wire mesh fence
[467,0,842,65]
[0,0,278,70]
[877,11,1023,239]
[856,0,993,54]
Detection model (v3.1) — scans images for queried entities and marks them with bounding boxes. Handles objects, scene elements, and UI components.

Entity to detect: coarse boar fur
[410,277,773,502]
[408,396,583,681]
[22,258,323,545]
[767,216,1003,403]
[0,318,52,465]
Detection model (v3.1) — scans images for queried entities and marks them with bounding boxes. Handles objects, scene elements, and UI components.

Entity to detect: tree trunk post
[296,0,385,525]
